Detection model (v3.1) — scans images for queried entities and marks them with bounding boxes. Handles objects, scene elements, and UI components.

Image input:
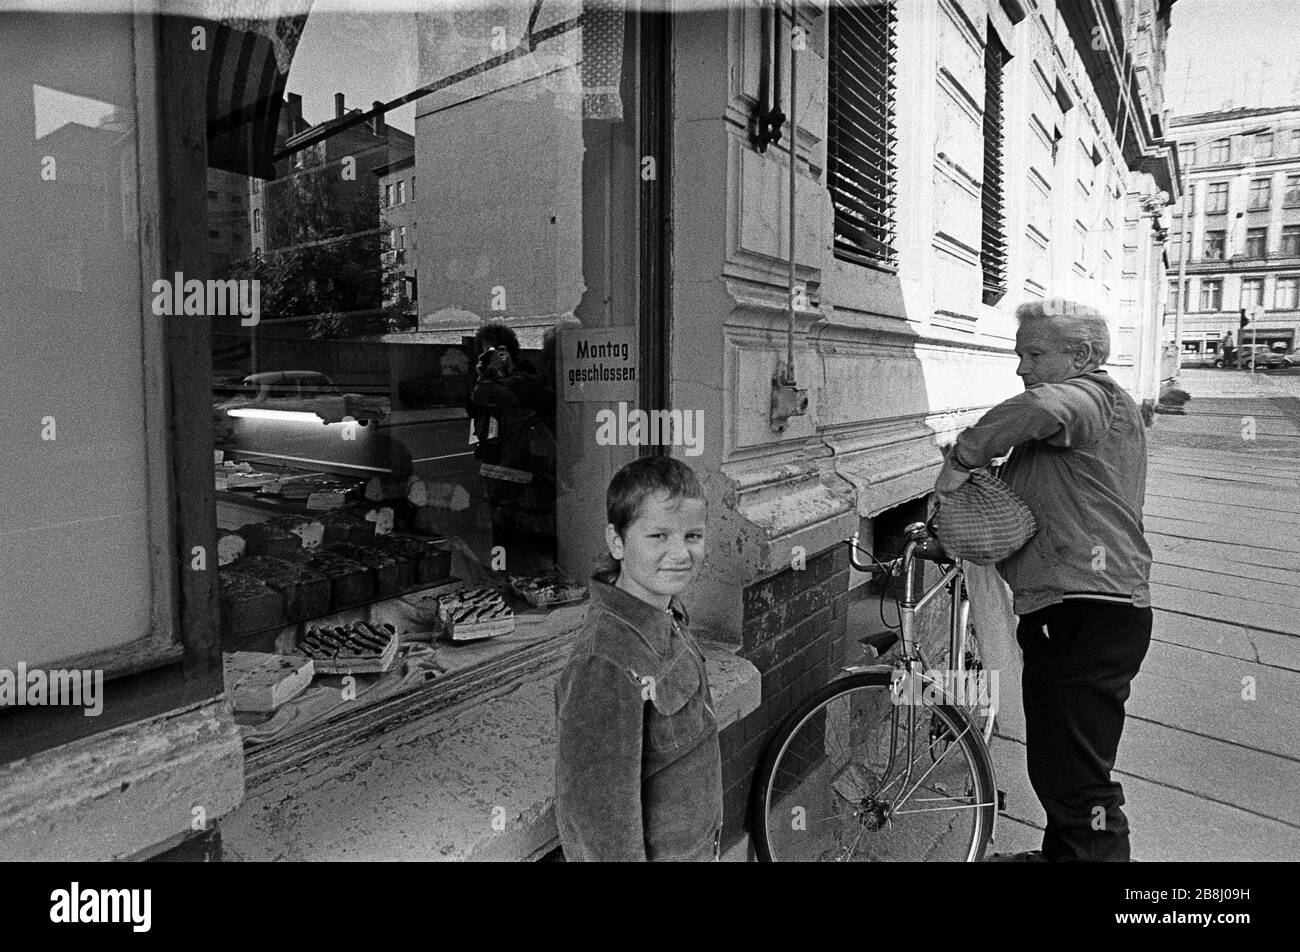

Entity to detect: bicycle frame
[841,526,996,846]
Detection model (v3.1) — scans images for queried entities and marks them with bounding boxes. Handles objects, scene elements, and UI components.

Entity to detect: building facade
[674,0,1178,845]
[0,0,1177,861]
[1166,104,1300,360]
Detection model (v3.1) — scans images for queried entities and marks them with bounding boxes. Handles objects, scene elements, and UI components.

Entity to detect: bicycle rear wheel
[751,671,996,861]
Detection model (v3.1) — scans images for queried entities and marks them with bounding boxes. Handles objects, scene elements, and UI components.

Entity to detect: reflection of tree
[227,161,413,335]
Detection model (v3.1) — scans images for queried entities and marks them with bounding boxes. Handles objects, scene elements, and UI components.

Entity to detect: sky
[1165,0,1300,117]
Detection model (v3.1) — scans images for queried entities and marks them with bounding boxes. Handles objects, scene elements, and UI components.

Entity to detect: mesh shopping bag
[934,469,1037,565]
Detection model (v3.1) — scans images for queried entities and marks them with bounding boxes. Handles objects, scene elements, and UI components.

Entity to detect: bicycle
[750,520,999,862]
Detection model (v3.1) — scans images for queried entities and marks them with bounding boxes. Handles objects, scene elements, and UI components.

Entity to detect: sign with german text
[562,326,638,402]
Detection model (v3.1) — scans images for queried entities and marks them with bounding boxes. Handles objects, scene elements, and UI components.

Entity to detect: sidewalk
[992,368,1300,860]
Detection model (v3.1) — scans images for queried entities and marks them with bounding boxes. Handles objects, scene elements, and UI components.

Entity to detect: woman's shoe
[982,849,1047,862]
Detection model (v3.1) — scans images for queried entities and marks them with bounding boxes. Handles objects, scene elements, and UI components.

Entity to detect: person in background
[554,456,723,861]
[468,320,556,573]
[934,298,1153,862]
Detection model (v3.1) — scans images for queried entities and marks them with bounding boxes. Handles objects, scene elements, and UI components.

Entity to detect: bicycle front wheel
[751,671,996,862]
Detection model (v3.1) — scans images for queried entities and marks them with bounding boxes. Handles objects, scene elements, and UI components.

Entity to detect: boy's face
[606,491,707,609]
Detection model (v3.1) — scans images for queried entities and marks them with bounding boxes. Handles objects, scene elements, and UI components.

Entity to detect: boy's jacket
[554,579,723,861]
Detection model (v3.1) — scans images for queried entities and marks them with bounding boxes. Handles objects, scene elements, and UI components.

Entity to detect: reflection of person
[554,457,723,861]
[935,299,1152,863]
[468,320,557,572]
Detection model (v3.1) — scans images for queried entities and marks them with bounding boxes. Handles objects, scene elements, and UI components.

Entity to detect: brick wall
[717,544,851,850]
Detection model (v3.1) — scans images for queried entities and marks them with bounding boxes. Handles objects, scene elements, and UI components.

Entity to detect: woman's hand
[934,457,972,502]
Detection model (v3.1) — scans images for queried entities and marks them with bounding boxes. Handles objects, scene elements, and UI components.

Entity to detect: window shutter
[828,0,898,268]
[981,30,1009,305]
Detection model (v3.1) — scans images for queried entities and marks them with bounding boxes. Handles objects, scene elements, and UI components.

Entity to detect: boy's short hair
[595,457,706,583]
[606,456,706,536]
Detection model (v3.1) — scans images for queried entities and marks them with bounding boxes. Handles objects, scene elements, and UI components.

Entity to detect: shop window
[1244,227,1266,258]
[828,0,898,268]
[1205,181,1228,213]
[1207,138,1230,164]
[195,1,653,756]
[1248,178,1271,210]
[1199,279,1223,311]
[1282,224,1300,257]
[980,27,1009,305]
[1202,229,1225,260]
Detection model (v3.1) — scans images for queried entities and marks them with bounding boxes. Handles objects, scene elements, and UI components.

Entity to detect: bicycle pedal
[997,789,1008,813]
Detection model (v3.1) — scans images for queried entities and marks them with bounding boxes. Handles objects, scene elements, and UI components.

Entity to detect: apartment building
[1167,104,1300,360]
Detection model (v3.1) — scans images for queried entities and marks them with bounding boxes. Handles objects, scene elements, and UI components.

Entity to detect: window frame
[1199,278,1223,311]
[1205,181,1228,214]
[1285,174,1300,207]
[1248,178,1271,211]
[1202,229,1226,260]
[1241,277,1264,307]
[6,13,225,764]
[30,6,672,777]
[1244,227,1267,258]
[1207,138,1230,164]
[1282,224,1300,257]
[1276,276,1300,310]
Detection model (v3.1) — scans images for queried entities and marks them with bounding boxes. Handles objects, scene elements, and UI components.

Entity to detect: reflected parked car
[214,370,391,433]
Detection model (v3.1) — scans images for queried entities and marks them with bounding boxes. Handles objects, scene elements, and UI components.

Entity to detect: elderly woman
[935,298,1153,862]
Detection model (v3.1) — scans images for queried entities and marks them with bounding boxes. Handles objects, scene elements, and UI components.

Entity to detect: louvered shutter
[981,30,1009,305]
[828,0,898,268]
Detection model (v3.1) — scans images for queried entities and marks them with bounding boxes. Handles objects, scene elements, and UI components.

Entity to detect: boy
[554,456,723,861]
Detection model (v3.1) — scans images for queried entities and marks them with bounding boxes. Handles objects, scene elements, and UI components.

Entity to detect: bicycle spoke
[893,717,979,808]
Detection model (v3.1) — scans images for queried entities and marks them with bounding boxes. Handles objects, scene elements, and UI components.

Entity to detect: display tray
[293,621,401,675]
[225,574,463,643]
[507,573,590,609]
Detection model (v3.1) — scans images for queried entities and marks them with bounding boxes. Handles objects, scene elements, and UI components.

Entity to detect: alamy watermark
[0,663,103,716]
[50,883,151,932]
[151,272,260,326]
[890,667,1000,712]
[595,402,704,457]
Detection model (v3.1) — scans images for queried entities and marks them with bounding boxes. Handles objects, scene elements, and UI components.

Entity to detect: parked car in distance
[1214,345,1286,369]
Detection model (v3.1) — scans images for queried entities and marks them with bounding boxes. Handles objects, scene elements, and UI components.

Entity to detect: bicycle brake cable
[847,538,902,631]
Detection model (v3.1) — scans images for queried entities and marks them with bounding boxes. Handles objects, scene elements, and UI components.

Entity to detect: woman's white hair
[1015,298,1111,365]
